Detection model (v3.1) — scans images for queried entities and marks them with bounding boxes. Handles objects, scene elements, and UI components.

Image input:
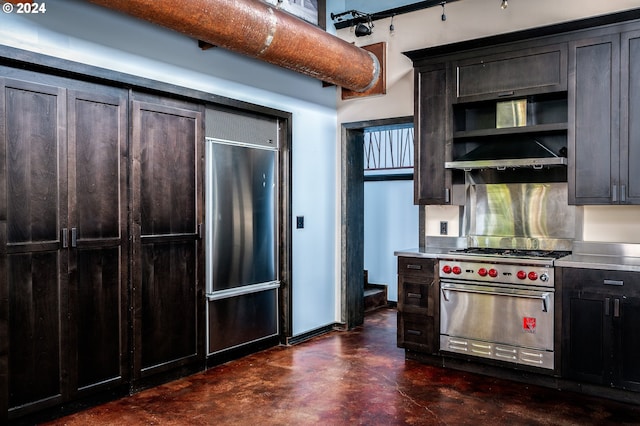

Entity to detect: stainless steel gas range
[439,248,570,371]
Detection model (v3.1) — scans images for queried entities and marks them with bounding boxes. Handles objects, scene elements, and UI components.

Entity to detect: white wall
[0,0,338,336]
[333,0,640,244]
[364,180,418,302]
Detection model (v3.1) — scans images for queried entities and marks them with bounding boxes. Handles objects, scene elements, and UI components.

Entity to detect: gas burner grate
[450,248,571,259]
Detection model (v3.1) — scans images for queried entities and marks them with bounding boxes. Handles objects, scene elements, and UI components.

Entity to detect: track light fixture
[331,9,374,37]
[501,0,508,9]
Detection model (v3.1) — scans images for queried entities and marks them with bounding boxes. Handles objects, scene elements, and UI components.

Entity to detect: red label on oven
[523,317,536,333]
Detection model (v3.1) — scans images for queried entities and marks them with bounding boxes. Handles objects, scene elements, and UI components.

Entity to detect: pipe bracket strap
[358,51,381,93]
[258,7,277,56]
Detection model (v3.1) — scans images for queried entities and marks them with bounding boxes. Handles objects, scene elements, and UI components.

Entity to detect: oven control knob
[540,273,549,282]
[528,271,539,281]
[488,268,498,278]
[478,268,488,277]
[452,266,462,275]
[517,270,527,280]
[442,265,452,274]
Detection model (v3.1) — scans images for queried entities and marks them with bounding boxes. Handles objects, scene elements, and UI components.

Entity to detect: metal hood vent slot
[445,139,567,171]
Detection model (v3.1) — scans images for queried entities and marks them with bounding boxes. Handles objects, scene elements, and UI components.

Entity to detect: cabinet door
[620,30,640,204]
[131,96,205,380]
[568,35,621,204]
[66,87,129,396]
[615,296,640,391]
[415,66,450,205]
[563,290,609,385]
[1,78,67,416]
[454,44,567,103]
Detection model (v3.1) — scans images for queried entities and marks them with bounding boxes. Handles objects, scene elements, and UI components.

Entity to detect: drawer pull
[604,279,623,286]
[407,292,422,299]
[406,329,422,336]
[406,264,422,270]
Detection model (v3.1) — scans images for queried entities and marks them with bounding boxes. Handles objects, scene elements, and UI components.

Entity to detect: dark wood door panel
[140,241,197,371]
[67,87,129,396]
[569,36,620,204]
[68,89,127,242]
[131,96,204,380]
[135,103,198,237]
[3,79,66,246]
[416,67,449,204]
[74,247,124,390]
[622,31,640,204]
[8,251,62,409]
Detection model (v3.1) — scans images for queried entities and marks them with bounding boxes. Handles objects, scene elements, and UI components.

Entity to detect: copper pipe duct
[62,0,379,92]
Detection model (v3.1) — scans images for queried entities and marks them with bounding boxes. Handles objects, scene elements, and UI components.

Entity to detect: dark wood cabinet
[130,94,205,382]
[397,257,438,354]
[562,268,640,391]
[67,88,129,397]
[569,30,640,204]
[454,43,567,103]
[1,76,129,418]
[414,65,452,205]
[621,30,640,204]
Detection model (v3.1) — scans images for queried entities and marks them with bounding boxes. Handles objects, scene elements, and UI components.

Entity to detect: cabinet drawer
[561,267,640,296]
[398,257,435,277]
[399,281,432,313]
[455,44,567,102]
[398,312,436,352]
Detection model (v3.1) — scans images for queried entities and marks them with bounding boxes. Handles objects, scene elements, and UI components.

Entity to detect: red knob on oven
[528,271,539,281]
[478,268,488,277]
[517,270,527,280]
[488,268,498,278]
[452,266,462,275]
[442,265,452,274]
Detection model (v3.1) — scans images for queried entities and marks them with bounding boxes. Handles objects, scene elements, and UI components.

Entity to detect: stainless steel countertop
[394,247,454,259]
[555,254,640,272]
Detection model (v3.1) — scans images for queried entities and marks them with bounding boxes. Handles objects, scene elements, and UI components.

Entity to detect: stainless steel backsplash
[464,182,575,250]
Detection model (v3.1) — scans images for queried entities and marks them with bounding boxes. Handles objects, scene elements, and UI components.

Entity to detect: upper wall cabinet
[568,30,640,205]
[453,44,567,103]
[415,64,452,205]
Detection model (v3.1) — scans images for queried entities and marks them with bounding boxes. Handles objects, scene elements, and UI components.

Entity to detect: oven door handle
[441,285,551,312]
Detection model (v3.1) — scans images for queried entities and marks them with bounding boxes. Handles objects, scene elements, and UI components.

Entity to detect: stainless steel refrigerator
[205,137,280,355]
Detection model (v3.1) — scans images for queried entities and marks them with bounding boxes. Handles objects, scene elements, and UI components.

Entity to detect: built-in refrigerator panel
[205,134,280,356]
[205,107,282,355]
[205,139,278,292]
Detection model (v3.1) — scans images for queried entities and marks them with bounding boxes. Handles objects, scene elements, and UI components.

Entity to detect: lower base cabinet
[562,267,640,391]
[396,257,439,354]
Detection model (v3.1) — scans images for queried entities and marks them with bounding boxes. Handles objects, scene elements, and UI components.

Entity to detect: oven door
[440,281,554,351]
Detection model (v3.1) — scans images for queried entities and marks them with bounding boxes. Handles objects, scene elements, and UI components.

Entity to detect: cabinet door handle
[605,297,611,316]
[621,184,627,203]
[445,188,450,204]
[71,227,77,248]
[604,279,623,286]
[62,228,69,248]
[407,292,422,299]
[406,264,422,270]
[612,184,618,202]
[613,298,620,318]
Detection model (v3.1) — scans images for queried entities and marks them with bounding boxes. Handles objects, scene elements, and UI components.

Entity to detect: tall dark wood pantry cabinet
[130,94,205,384]
[0,72,129,419]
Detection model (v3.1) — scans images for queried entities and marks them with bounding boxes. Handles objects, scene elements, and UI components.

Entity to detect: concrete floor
[41,308,640,425]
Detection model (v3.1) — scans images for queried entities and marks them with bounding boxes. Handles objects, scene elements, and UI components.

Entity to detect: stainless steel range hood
[445,138,567,171]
